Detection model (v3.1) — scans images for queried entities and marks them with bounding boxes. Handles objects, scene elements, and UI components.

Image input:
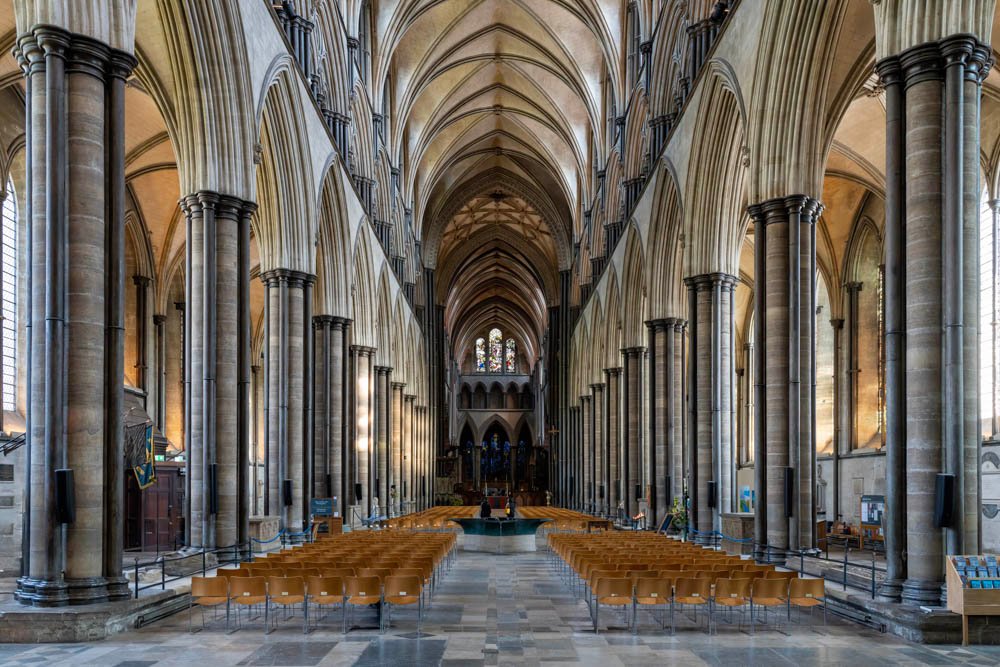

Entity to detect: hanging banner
[133,424,156,489]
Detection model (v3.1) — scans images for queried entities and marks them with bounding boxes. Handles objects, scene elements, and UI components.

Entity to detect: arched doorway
[480,422,511,491]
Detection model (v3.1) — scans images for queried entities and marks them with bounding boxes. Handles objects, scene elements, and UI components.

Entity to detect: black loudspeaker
[784,467,795,518]
[635,484,642,501]
[282,479,293,507]
[598,485,605,500]
[55,468,75,524]
[325,474,332,498]
[934,473,956,528]
[354,482,363,502]
[707,480,717,508]
[666,476,672,502]
[208,463,219,514]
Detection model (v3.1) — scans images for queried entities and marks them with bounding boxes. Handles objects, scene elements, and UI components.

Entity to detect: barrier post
[134,558,140,599]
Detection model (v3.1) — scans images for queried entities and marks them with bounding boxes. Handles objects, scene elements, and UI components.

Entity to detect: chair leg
[303,600,309,634]
[264,600,270,634]
[188,599,193,634]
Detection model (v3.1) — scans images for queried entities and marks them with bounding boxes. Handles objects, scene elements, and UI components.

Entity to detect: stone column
[263,270,312,536]
[15,30,137,606]
[684,274,736,543]
[404,394,416,508]
[875,37,991,606]
[312,315,332,498]
[670,318,686,505]
[591,383,605,513]
[153,314,166,431]
[647,320,667,526]
[338,319,352,511]
[622,347,644,517]
[373,366,390,513]
[747,197,821,562]
[352,346,375,515]
[391,381,404,514]
[252,363,263,515]
[604,369,621,514]
[133,275,150,392]
[581,395,591,510]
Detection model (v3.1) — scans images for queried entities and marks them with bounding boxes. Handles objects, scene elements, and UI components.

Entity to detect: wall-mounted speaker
[635,484,642,501]
[55,468,75,524]
[598,484,605,500]
[934,473,956,528]
[354,482,363,502]
[325,473,332,498]
[208,463,219,514]
[282,479,293,507]
[707,480,717,508]
[784,467,795,518]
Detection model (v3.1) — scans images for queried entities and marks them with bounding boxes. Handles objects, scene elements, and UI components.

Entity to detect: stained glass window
[1,180,16,412]
[488,328,502,372]
[505,338,516,373]
[475,338,486,372]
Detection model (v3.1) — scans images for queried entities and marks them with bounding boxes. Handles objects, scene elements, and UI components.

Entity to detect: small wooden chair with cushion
[306,575,344,632]
[632,576,673,633]
[344,575,383,633]
[712,577,751,633]
[673,577,711,634]
[751,577,789,631]
[266,575,307,634]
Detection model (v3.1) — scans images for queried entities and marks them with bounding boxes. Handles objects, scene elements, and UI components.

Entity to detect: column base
[65,576,110,605]
[902,578,942,606]
[106,576,131,602]
[877,577,905,602]
[15,576,69,607]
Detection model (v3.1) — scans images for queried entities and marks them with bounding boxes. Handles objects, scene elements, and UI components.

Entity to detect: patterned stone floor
[2,550,1000,666]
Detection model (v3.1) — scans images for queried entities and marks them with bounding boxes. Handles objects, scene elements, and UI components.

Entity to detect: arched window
[488,328,502,372]
[505,338,516,373]
[358,0,372,83]
[626,2,641,85]
[981,188,998,439]
[1,179,17,411]
[847,223,884,451]
[475,337,486,372]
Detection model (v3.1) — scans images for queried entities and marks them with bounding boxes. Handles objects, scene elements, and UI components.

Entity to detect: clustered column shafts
[351,345,375,517]
[622,347,644,517]
[591,382,605,514]
[871,37,991,607]
[646,317,685,528]
[14,28,136,607]
[604,368,621,515]
[312,315,333,499]
[391,381,405,515]
[404,394,416,509]
[262,269,314,538]
[748,196,821,564]
[684,274,736,544]
[374,365,391,512]
[581,395,592,510]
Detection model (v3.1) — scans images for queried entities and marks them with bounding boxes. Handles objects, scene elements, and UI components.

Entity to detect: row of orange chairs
[190,572,424,634]
[551,532,827,633]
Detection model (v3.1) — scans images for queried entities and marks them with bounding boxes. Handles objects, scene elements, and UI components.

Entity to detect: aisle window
[1,179,16,411]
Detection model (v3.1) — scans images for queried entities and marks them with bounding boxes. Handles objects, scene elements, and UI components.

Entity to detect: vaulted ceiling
[379,0,619,369]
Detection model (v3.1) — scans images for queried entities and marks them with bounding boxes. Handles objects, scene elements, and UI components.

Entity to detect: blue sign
[311,498,334,516]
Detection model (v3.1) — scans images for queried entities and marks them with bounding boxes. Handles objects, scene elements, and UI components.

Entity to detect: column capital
[844,281,863,293]
[404,394,417,402]
[604,367,621,378]
[590,382,605,391]
[351,344,376,356]
[830,317,845,329]
[391,382,406,390]
[332,316,352,329]
[313,314,335,327]
[683,272,737,289]
[374,365,392,375]
[580,394,591,404]
[152,314,167,326]
[132,274,151,288]
[260,268,316,287]
[621,346,646,357]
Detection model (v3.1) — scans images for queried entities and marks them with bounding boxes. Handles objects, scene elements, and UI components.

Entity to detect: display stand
[945,554,1000,645]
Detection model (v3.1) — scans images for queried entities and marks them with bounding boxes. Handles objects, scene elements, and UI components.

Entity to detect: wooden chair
[229,576,267,631]
[322,567,356,578]
[673,577,711,634]
[384,574,423,635]
[266,575,307,634]
[764,570,798,580]
[788,578,826,625]
[189,576,229,633]
[344,575,383,633]
[632,576,673,633]
[306,575,344,633]
[712,577,751,633]
[592,577,633,634]
[751,577,789,632]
